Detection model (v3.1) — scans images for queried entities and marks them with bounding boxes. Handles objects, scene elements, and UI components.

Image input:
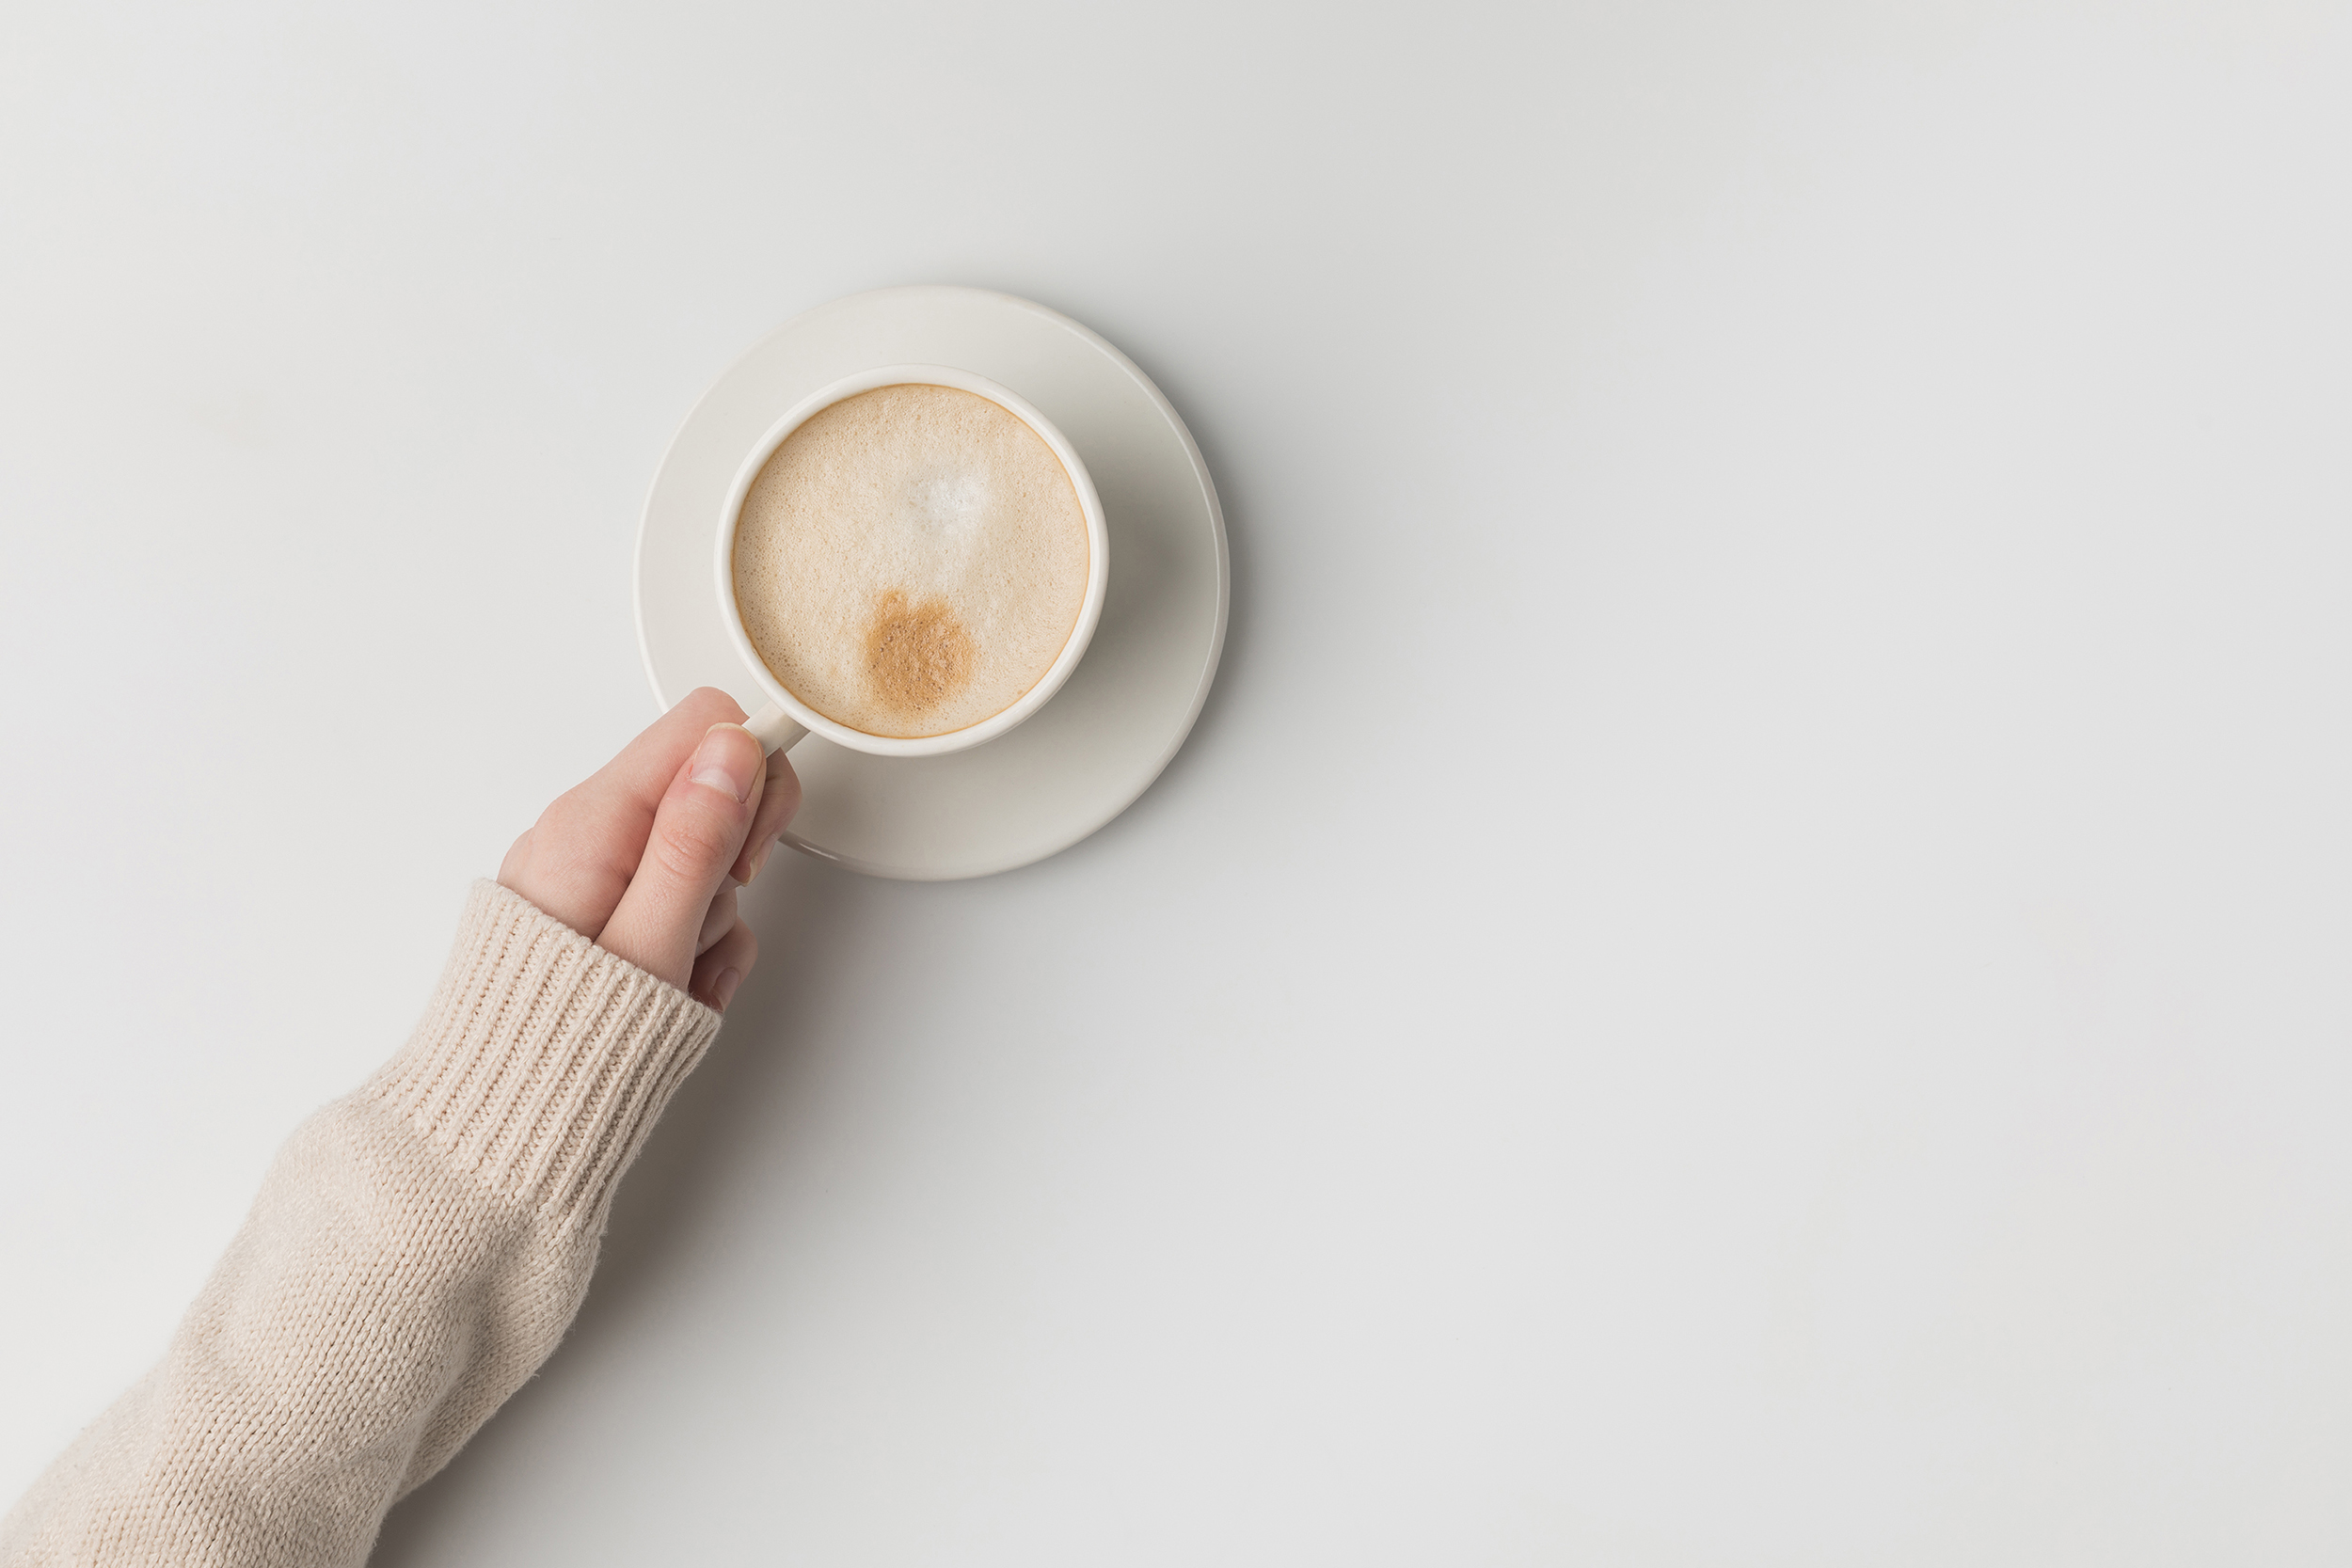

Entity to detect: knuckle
[552,836,635,895]
[498,828,534,877]
[535,795,602,854]
[650,802,739,883]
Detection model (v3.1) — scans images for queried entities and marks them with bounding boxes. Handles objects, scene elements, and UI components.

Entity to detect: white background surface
[3,2,2349,1562]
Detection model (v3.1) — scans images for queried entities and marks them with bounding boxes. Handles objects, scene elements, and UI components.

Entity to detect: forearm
[1,881,719,1568]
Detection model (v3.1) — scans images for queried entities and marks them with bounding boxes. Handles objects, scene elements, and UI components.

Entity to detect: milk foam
[732,384,1091,738]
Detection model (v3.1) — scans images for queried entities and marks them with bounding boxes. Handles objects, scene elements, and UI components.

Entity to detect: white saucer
[634,286,1230,881]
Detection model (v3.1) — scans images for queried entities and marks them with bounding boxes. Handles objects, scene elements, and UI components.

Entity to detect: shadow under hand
[370,851,874,1564]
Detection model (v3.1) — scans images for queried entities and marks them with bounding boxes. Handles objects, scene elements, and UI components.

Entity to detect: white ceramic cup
[714,365,1110,757]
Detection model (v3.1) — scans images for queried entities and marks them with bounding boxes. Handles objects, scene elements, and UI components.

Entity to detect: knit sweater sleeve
[1,880,723,1568]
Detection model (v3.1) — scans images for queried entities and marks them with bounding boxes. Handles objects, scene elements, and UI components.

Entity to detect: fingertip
[691,921,757,1011]
[687,722,765,804]
[678,686,750,726]
[732,748,802,884]
[770,752,803,826]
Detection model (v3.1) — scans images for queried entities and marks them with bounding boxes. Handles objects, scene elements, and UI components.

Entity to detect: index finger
[499,687,749,938]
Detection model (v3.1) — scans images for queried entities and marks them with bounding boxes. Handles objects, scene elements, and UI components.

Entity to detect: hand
[495,688,802,1011]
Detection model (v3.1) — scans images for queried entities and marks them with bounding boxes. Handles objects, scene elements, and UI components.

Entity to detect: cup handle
[743,700,808,756]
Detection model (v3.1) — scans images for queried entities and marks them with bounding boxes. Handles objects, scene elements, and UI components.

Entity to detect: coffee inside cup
[731,383,1092,740]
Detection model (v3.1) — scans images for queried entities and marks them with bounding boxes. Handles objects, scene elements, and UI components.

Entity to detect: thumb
[594,723,766,990]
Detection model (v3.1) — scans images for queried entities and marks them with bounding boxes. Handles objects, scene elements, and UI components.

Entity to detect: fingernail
[732,831,777,888]
[712,967,742,1011]
[690,725,758,802]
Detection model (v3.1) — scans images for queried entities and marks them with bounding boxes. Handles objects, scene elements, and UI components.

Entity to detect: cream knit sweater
[1,880,723,1567]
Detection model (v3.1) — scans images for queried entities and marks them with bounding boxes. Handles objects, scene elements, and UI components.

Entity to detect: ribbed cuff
[364,879,723,1226]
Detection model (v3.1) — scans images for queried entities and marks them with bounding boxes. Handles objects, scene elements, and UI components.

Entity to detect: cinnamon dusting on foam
[862,590,975,718]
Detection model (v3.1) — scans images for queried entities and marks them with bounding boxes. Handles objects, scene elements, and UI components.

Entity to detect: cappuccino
[731,384,1092,739]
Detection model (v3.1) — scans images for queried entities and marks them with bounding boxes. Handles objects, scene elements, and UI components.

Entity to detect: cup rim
[714,364,1111,758]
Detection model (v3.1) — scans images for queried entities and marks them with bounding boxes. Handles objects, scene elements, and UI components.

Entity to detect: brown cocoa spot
[862,589,975,718]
